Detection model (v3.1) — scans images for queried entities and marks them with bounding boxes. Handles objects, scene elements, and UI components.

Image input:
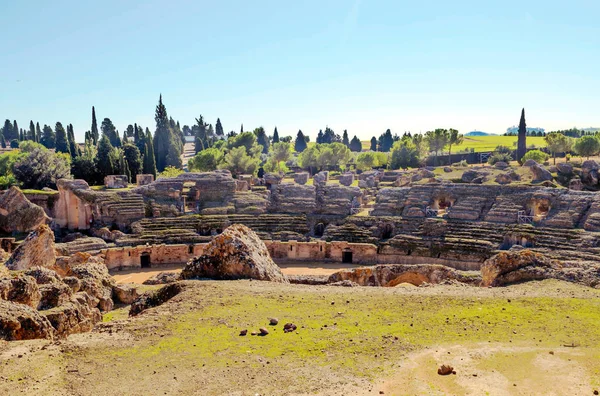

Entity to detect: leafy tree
[269,142,291,172]
[91,106,99,145]
[123,143,142,181]
[13,146,71,189]
[574,135,600,159]
[254,127,269,154]
[188,147,224,172]
[72,142,101,185]
[272,127,280,143]
[294,130,307,152]
[322,127,340,144]
[223,146,260,176]
[350,136,362,152]
[298,145,320,174]
[153,95,182,171]
[370,136,377,151]
[125,124,135,138]
[96,135,116,178]
[143,128,157,177]
[215,118,224,138]
[342,130,350,147]
[27,121,36,141]
[544,132,571,165]
[10,140,19,149]
[356,151,383,171]
[101,117,120,148]
[40,124,56,149]
[411,134,428,159]
[228,132,262,158]
[517,108,527,162]
[425,129,449,165]
[447,129,463,163]
[280,135,292,143]
[389,139,420,169]
[55,122,70,154]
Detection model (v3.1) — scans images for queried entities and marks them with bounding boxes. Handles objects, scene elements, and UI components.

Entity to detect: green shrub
[0,175,19,190]
[522,149,549,164]
[487,152,512,165]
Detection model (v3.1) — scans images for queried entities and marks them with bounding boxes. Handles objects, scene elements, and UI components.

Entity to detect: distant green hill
[465,131,493,136]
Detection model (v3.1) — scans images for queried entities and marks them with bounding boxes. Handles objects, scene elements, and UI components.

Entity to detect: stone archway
[314,223,325,238]
[140,252,151,268]
[387,272,428,287]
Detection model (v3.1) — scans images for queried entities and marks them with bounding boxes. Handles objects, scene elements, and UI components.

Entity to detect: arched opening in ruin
[314,223,325,237]
[406,249,412,256]
[526,199,551,221]
[501,233,534,250]
[381,224,394,240]
[140,253,151,268]
[342,248,353,264]
[188,245,194,254]
[387,272,428,287]
[430,195,455,216]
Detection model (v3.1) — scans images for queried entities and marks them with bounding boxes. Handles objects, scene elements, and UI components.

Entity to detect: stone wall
[102,243,206,270]
[54,180,94,231]
[265,240,378,265]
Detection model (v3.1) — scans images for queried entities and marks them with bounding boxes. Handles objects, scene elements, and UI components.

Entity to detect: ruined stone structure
[104,175,129,189]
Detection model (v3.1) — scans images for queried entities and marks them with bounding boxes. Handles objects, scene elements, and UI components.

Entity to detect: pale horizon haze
[1,0,599,142]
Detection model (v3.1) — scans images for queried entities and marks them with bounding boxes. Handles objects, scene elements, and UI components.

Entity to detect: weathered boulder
[443,167,453,173]
[180,224,288,283]
[293,172,309,185]
[530,164,553,182]
[38,282,73,310]
[494,161,509,169]
[481,250,561,287]
[129,282,185,316]
[581,160,600,186]
[328,264,479,287]
[495,173,512,185]
[0,299,54,340]
[556,162,573,175]
[112,284,139,305]
[461,170,480,183]
[4,225,56,271]
[471,176,485,184]
[419,169,435,178]
[313,171,329,185]
[0,187,49,233]
[24,266,62,285]
[522,159,538,167]
[0,274,41,308]
[69,254,116,312]
[42,292,102,338]
[569,177,583,191]
[143,271,180,285]
[263,173,283,187]
[339,173,354,186]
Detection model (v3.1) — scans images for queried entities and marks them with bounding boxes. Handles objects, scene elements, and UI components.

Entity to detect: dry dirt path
[111,261,359,284]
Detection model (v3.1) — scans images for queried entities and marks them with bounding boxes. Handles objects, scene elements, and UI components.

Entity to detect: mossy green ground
[2,280,600,395]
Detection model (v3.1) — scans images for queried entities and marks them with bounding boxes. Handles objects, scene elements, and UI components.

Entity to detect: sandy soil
[111,261,359,284]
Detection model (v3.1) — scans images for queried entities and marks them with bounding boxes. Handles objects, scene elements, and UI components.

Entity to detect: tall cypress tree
[19,129,24,141]
[370,136,377,151]
[68,124,80,157]
[91,106,99,145]
[153,94,181,171]
[2,120,14,142]
[41,125,56,149]
[294,130,307,153]
[12,121,19,141]
[28,121,36,141]
[273,127,280,143]
[517,108,527,162]
[35,122,41,143]
[215,118,224,137]
[350,136,362,152]
[342,130,350,147]
[55,122,70,154]
[144,128,157,177]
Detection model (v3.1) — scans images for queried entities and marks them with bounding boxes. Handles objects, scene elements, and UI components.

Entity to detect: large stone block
[339,173,355,186]
[104,175,129,189]
[136,174,155,186]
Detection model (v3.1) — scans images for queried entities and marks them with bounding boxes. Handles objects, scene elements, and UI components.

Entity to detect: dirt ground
[1,279,599,395]
[111,261,358,284]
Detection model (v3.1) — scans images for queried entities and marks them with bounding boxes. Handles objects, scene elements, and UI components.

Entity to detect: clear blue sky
[1,0,599,142]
